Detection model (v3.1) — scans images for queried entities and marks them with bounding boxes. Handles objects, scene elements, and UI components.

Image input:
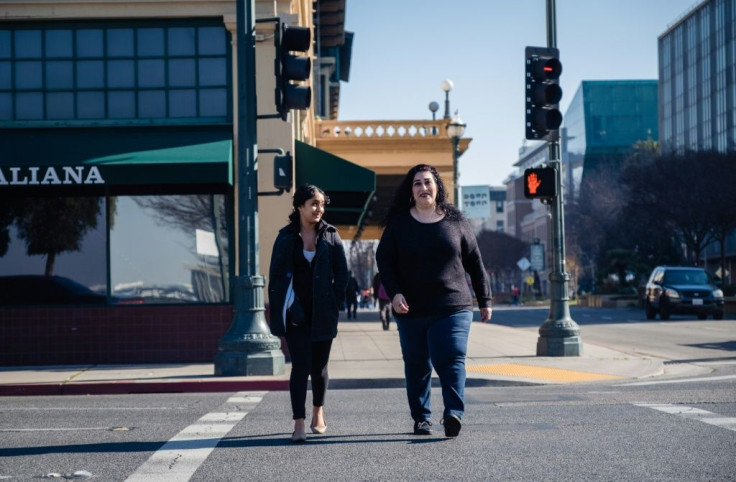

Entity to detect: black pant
[285,323,333,420]
[346,299,358,318]
[379,299,392,330]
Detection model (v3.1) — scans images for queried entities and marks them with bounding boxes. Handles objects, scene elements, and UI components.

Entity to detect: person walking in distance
[345,271,359,319]
[376,164,492,438]
[268,185,348,443]
[376,275,392,330]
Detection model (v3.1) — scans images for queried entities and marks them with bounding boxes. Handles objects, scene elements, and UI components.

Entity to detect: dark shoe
[442,414,461,438]
[413,420,432,435]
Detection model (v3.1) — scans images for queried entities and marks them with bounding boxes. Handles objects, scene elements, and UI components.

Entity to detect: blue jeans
[396,310,472,422]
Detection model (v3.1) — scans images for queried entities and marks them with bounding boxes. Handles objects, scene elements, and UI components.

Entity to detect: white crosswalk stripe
[633,403,736,432]
[125,391,266,482]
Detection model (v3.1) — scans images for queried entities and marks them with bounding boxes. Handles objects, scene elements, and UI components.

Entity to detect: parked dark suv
[644,266,724,320]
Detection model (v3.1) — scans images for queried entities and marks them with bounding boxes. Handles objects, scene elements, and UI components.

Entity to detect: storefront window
[110,195,229,304]
[0,196,108,305]
[0,21,231,125]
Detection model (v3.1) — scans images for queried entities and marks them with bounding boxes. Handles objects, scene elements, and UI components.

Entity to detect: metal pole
[214,0,285,375]
[453,136,460,207]
[444,90,451,120]
[536,0,582,356]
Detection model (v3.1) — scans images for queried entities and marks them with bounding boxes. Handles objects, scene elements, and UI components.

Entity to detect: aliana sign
[0,166,105,186]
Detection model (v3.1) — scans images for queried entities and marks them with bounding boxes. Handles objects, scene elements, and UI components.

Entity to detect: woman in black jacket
[268,184,348,443]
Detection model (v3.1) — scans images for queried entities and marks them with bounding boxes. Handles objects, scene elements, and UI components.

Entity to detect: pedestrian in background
[372,272,381,309]
[268,184,348,443]
[378,279,392,330]
[345,271,359,319]
[376,164,492,438]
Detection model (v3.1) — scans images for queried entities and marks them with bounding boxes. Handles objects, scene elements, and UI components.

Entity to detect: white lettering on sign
[0,166,105,186]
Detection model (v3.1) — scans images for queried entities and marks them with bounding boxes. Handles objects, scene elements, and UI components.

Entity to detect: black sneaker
[413,420,432,435]
[442,414,462,437]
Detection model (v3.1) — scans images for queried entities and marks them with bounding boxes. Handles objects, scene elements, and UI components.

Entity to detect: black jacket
[268,221,348,340]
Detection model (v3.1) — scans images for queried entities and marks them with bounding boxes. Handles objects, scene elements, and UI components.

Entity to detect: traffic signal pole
[536,0,582,356]
[214,0,285,375]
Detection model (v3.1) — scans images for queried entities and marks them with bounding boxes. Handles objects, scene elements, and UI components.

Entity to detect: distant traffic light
[525,46,563,141]
[276,23,312,120]
[524,167,557,199]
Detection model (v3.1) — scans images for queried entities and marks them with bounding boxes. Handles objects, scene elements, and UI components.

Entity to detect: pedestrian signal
[524,167,557,199]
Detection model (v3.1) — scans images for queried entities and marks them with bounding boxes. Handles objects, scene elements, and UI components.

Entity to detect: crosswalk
[633,403,736,432]
[124,392,267,482]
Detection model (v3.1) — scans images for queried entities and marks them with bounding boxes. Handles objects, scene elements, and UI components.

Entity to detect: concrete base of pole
[214,348,285,376]
[536,335,582,356]
[214,275,286,376]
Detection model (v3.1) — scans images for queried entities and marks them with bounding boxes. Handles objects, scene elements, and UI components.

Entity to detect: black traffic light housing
[525,46,563,141]
[523,167,557,199]
[276,22,312,120]
[273,152,293,191]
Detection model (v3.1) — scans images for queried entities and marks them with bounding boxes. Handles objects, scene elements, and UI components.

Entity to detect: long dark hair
[288,184,330,225]
[382,164,462,226]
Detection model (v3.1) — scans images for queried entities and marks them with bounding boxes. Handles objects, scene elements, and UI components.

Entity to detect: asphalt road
[1,306,734,481]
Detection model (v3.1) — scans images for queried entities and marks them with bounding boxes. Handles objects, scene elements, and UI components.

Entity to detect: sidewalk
[0,309,663,396]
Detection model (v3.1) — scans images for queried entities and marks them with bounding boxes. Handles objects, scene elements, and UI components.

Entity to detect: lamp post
[446,113,466,208]
[214,0,285,376]
[441,79,453,119]
[428,101,439,120]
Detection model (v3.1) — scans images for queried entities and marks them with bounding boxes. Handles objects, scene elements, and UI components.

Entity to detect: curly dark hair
[382,164,463,226]
[288,184,330,225]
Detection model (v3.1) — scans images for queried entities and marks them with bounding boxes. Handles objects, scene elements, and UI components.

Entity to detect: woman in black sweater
[376,164,492,438]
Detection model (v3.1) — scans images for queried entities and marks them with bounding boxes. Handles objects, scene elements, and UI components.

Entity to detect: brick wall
[0,304,236,366]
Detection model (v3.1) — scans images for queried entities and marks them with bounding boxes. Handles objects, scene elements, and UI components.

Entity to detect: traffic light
[273,152,293,191]
[524,167,557,199]
[525,46,563,141]
[276,22,312,120]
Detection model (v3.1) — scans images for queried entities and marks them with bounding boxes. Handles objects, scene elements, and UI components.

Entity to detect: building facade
[658,0,735,154]
[0,0,377,366]
[659,0,736,274]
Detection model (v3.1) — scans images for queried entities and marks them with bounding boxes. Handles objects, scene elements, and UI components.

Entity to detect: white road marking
[621,374,736,386]
[633,403,736,432]
[124,391,265,482]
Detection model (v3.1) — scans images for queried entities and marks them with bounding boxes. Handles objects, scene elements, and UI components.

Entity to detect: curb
[0,379,290,397]
[0,376,540,397]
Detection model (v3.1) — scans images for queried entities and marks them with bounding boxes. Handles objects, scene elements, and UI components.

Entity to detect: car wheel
[714,311,724,320]
[659,302,670,320]
[645,302,656,320]
[697,313,707,320]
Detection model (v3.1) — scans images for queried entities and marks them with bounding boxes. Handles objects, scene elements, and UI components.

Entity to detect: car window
[663,271,686,285]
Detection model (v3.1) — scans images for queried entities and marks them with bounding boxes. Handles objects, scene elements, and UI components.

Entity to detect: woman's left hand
[480,307,492,323]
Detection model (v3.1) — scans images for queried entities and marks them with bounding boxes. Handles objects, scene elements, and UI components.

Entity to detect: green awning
[295,140,375,226]
[0,126,232,190]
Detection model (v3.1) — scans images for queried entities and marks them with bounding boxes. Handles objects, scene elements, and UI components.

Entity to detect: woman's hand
[480,307,492,323]
[392,294,409,314]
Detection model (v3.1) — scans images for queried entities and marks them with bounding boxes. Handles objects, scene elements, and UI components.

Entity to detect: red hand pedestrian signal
[523,168,557,199]
[527,172,542,194]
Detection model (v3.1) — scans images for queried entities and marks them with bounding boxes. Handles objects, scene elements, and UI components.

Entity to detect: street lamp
[446,113,466,208]
[441,79,453,119]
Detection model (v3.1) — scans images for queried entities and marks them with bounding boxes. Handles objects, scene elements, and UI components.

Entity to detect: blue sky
[340,0,699,187]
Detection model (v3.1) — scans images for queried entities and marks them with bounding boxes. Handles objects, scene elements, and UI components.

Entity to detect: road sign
[517,257,531,271]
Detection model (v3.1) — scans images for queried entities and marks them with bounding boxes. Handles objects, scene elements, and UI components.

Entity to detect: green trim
[295,140,375,226]
[0,126,233,186]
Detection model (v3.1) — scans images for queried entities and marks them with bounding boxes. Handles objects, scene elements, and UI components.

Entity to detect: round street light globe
[447,114,466,139]
[441,79,454,92]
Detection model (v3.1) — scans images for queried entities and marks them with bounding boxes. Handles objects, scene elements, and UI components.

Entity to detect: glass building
[658,0,735,153]
[658,0,736,273]
[563,80,659,200]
